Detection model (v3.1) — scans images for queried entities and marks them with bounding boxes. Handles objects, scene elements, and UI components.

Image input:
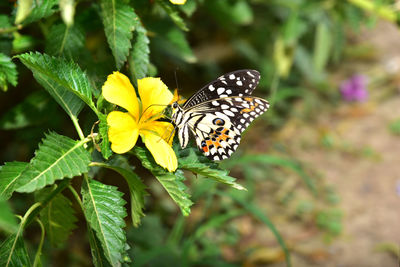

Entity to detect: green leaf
[313,22,332,72]
[100,0,138,69]
[16,52,97,116]
[81,178,127,266]
[19,0,58,25]
[16,132,91,193]
[45,23,85,61]
[177,147,246,191]
[35,187,77,247]
[94,156,147,227]
[208,0,253,26]
[87,225,112,267]
[164,27,196,63]
[128,22,150,81]
[98,113,112,160]
[0,91,56,130]
[0,162,28,200]
[0,198,18,234]
[0,233,31,267]
[0,53,17,92]
[14,0,33,24]
[133,147,193,216]
[156,0,189,31]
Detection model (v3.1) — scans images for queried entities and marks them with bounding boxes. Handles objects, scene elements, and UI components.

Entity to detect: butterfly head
[170,101,184,125]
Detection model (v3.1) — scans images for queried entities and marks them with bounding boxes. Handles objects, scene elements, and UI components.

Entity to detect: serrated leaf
[16,132,91,193]
[16,52,97,116]
[19,0,58,25]
[0,233,31,267]
[100,0,138,69]
[177,147,246,190]
[81,178,127,266]
[45,23,85,61]
[0,198,18,234]
[35,187,77,247]
[0,53,17,92]
[98,113,112,160]
[0,162,28,200]
[133,147,193,216]
[128,22,150,81]
[95,156,147,227]
[0,91,56,130]
[87,225,112,267]
[156,0,188,31]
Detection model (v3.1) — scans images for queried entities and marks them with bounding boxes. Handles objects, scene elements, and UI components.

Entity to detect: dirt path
[271,22,400,267]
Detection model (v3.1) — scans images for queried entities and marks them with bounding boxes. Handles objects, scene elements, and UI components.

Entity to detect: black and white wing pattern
[183,69,260,109]
[171,69,269,161]
[185,97,269,160]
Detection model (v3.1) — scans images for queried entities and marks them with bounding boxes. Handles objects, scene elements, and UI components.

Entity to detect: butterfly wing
[185,96,269,160]
[182,70,261,109]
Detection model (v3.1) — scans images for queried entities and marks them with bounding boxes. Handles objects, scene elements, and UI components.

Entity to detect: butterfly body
[171,70,269,160]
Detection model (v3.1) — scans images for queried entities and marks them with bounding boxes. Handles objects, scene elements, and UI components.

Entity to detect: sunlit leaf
[133,147,193,216]
[94,156,147,227]
[0,53,17,92]
[178,147,246,190]
[16,132,91,193]
[81,178,127,266]
[16,52,97,116]
[35,187,77,247]
[14,0,33,24]
[0,162,28,200]
[313,22,332,72]
[59,0,75,26]
[100,0,138,69]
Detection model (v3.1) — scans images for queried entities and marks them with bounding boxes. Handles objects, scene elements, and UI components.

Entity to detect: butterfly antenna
[174,68,180,94]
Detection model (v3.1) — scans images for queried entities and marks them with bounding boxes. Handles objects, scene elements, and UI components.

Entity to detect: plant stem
[71,115,85,141]
[33,218,45,267]
[0,25,23,34]
[347,0,397,22]
[68,185,84,212]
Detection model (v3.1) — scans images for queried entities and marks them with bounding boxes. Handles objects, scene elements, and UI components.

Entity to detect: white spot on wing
[221,104,229,109]
[236,80,243,86]
[223,110,235,117]
[209,85,215,91]
[226,89,232,94]
[229,74,235,79]
[217,87,225,94]
[212,101,219,106]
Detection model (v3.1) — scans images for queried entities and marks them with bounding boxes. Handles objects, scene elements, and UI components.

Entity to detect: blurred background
[1,0,400,266]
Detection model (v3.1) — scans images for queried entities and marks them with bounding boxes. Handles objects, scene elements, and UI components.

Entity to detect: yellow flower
[102,72,177,172]
[170,0,186,5]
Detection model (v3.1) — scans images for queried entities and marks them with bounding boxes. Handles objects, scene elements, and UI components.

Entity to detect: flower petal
[170,0,186,4]
[107,111,139,153]
[138,77,173,121]
[103,72,140,120]
[141,121,175,146]
[141,132,178,172]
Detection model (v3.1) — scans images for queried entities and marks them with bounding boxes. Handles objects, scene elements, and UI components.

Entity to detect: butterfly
[170,69,269,160]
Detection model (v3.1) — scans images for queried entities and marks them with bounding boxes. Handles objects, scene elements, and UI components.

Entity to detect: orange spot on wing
[202,146,209,153]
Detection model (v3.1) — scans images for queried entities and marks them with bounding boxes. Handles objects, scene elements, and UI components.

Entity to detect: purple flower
[340,74,368,102]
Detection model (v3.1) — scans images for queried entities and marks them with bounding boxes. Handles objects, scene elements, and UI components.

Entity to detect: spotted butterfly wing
[171,69,269,161]
[183,69,261,109]
[185,96,269,160]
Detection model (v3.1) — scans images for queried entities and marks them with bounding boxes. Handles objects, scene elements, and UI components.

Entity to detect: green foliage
[98,113,113,159]
[15,132,91,193]
[0,233,31,267]
[0,53,17,91]
[94,156,147,227]
[0,162,28,200]
[178,147,245,190]
[0,198,18,233]
[18,0,58,25]
[100,0,138,69]
[128,22,150,81]
[81,178,128,266]
[389,118,400,135]
[133,147,193,216]
[45,23,85,61]
[156,0,189,32]
[16,52,97,116]
[35,187,77,247]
